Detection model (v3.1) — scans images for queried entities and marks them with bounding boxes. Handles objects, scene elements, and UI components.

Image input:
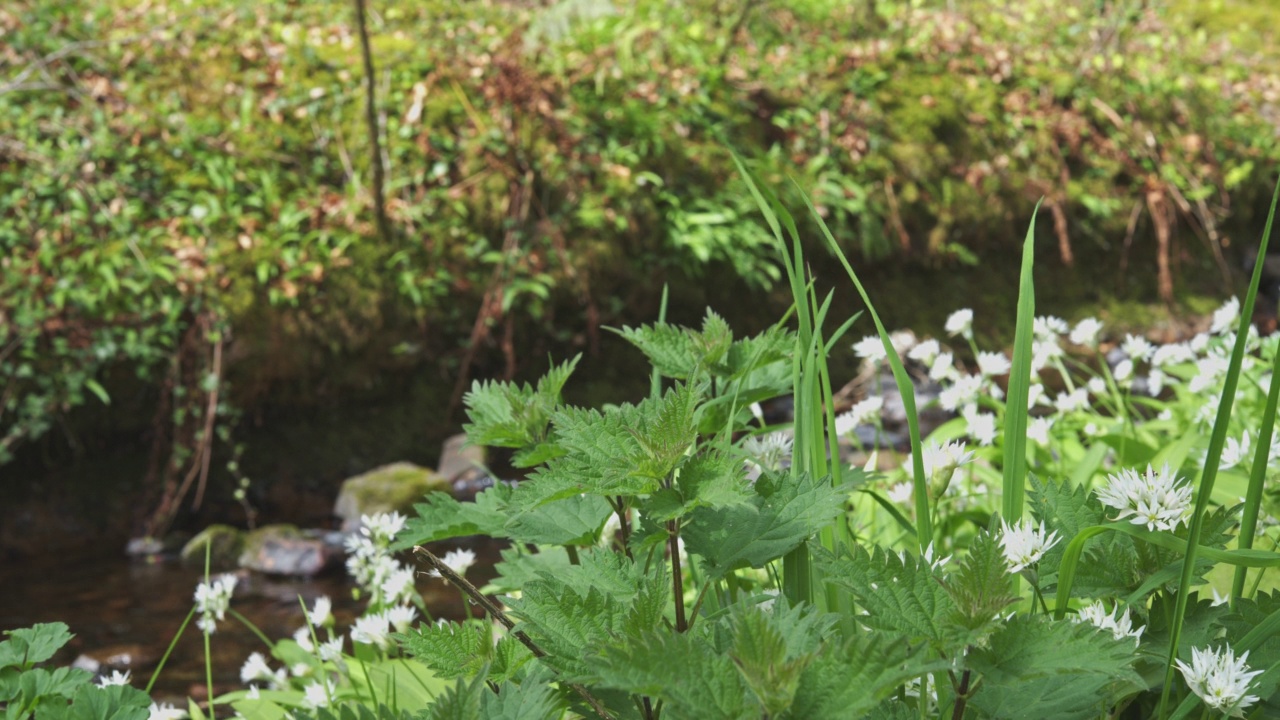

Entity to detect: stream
[0,543,495,704]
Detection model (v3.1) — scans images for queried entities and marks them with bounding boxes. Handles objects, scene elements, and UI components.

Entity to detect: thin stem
[145,607,196,694]
[414,546,615,720]
[950,669,972,720]
[227,609,274,650]
[669,519,687,633]
[565,544,580,566]
[353,0,391,244]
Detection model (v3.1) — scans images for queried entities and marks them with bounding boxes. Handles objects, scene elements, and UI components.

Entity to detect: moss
[180,524,246,570]
[333,462,452,527]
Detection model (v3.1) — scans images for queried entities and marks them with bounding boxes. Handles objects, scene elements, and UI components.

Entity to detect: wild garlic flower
[743,432,794,473]
[1121,334,1155,363]
[852,335,888,364]
[1146,369,1166,397]
[1152,343,1194,367]
[1113,359,1134,385]
[240,652,275,685]
[306,596,332,628]
[929,352,959,383]
[318,637,345,663]
[424,548,476,580]
[887,481,913,506]
[1086,377,1108,396]
[381,567,418,606]
[1034,315,1069,339]
[1070,317,1103,348]
[193,574,237,635]
[1027,416,1054,446]
[908,338,941,365]
[945,309,974,340]
[1053,388,1089,414]
[1189,355,1230,394]
[1094,464,1192,533]
[940,374,985,412]
[148,703,188,720]
[294,626,316,652]
[1073,601,1144,646]
[1211,297,1241,335]
[1175,645,1262,717]
[386,604,419,633]
[977,351,1011,377]
[360,512,407,545]
[302,679,336,710]
[965,410,998,447]
[1221,433,1252,470]
[835,396,885,436]
[914,440,975,498]
[999,519,1060,574]
[350,611,392,650]
[96,670,131,687]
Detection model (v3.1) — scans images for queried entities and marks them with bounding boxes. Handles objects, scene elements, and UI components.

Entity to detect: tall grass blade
[790,180,933,551]
[1002,203,1040,523]
[1158,177,1280,715]
[1231,338,1280,606]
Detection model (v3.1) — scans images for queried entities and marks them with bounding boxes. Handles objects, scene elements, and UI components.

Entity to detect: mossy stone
[180,524,246,571]
[239,523,337,576]
[333,462,451,531]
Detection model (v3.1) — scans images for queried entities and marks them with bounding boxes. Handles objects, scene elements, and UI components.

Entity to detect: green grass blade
[790,180,933,551]
[651,284,668,400]
[1158,177,1280,716]
[1232,340,1280,606]
[1002,202,1041,523]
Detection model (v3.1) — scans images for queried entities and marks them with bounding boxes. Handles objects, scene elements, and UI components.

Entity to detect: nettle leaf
[503,554,668,680]
[590,628,755,719]
[1028,475,1140,595]
[462,355,579,449]
[788,631,943,720]
[426,673,487,720]
[942,528,1016,637]
[814,542,960,647]
[614,309,735,380]
[684,472,846,579]
[967,616,1143,720]
[726,606,814,717]
[1145,597,1230,661]
[0,623,73,670]
[716,325,794,381]
[396,485,512,548]
[646,449,752,521]
[521,383,702,504]
[398,620,530,683]
[478,670,566,720]
[484,546,572,595]
[504,493,612,546]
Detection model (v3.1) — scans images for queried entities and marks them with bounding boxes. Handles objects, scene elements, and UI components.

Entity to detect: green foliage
[462,355,580,453]
[0,623,154,720]
[967,617,1143,720]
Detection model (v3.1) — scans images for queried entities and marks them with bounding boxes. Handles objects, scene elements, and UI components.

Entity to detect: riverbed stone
[180,524,245,570]
[238,524,338,576]
[333,462,451,531]
[437,433,485,481]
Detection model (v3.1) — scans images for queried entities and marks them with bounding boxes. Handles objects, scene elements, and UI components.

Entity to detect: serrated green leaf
[462,355,579,449]
[814,542,960,647]
[478,670,565,720]
[590,628,755,719]
[483,546,572,596]
[787,631,944,720]
[684,473,845,579]
[504,494,612,546]
[942,529,1016,636]
[425,673,486,720]
[398,620,493,680]
[727,607,811,717]
[396,485,513,549]
[967,616,1143,720]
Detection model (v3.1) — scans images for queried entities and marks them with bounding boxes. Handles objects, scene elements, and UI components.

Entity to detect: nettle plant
[383,168,1280,720]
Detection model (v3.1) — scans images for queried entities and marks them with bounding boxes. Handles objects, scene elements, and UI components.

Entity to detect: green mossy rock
[180,524,246,571]
[333,462,451,531]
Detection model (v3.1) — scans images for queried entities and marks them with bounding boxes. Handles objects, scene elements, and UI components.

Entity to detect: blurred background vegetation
[2,0,1278,545]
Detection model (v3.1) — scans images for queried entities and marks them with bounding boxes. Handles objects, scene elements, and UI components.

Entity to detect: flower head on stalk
[999,519,1060,574]
[194,574,237,635]
[1176,645,1262,717]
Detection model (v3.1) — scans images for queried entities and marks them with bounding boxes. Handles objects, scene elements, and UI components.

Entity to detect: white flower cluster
[1072,600,1144,646]
[193,574,237,635]
[344,512,415,608]
[998,519,1060,574]
[1175,645,1262,717]
[1093,464,1192,533]
[835,396,885,437]
[742,431,794,474]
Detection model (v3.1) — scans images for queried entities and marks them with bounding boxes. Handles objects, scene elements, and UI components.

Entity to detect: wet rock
[75,643,158,673]
[238,524,339,576]
[180,524,246,571]
[333,462,451,531]
[437,433,485,482]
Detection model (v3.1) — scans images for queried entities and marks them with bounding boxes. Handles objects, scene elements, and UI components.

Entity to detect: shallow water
[0,545,491,704]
